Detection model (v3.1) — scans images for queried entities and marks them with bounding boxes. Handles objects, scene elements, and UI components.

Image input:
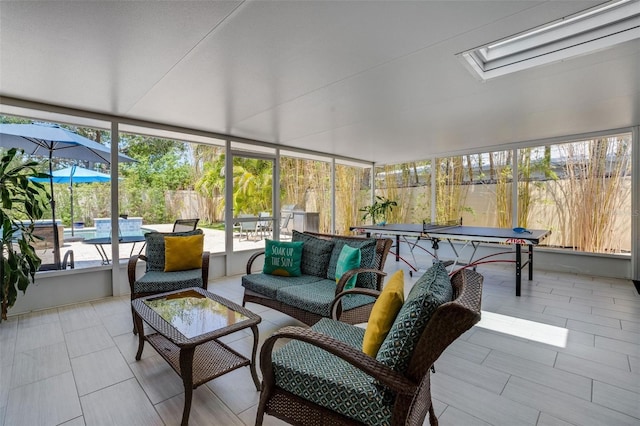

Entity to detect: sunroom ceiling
[1,1,638,165]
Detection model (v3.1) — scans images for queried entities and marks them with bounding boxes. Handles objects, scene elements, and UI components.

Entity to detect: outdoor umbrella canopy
[30,165,114,237]
[0,122,134,269]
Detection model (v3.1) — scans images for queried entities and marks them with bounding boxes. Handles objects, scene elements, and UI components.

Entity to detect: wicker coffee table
[132,287,261,426]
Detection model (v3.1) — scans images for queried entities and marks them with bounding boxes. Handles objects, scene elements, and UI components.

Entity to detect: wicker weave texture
[243,232,393,326]
[256,268,484,426]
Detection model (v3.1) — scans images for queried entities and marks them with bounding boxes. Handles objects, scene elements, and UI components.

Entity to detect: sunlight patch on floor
[476,311,569,348]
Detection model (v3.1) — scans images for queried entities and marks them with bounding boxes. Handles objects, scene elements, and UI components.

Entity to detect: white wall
[8,242,631,319]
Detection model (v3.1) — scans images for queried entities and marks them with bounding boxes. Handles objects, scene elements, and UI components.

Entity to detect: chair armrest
[260,326,417,395]
[61,250,74,270]
[246,250,266,274]
[335,268,387,294]
[127,254,148,290]
[330,287,382,320]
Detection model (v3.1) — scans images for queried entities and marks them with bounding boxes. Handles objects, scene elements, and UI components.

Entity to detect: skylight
[458,0,640,80]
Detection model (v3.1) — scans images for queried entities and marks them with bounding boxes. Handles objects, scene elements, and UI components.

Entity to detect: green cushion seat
[272,318,394,425]
[276,279,376,317]
[133,269,203,294]
[241,273,324,300]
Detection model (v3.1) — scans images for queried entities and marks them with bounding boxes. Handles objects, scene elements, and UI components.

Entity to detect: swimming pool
[64,227,155,240]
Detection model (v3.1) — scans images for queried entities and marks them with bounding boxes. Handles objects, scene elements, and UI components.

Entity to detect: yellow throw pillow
[362,270,405,357]
[164,234,204,272]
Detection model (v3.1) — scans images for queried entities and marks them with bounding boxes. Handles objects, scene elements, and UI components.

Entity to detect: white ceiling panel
[1,0,637,165]
[0,1,241,112]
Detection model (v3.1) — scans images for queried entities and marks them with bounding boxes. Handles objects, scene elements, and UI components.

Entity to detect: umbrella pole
[48,151,62,269]
[69,166,75,237]
[70,184,74,237]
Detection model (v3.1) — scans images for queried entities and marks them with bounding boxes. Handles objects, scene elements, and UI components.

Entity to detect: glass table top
[143,289,249,339]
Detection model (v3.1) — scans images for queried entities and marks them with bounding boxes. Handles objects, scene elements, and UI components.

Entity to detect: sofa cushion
[241,273,324,300]
[335,245,361,290]
[376,262,453,373]
[326,238,377,289]
[292,230,335,278]
[144,229,203,272]
[263,239,304,277]
[133,269,203,294]
[276,279,376,317]
[272,318,393,425]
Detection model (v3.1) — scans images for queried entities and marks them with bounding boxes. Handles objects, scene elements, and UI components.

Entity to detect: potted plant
[359,196,397,226]
[1,148,49,321]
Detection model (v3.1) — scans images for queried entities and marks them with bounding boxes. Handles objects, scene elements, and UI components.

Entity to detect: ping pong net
[422,219,461,233]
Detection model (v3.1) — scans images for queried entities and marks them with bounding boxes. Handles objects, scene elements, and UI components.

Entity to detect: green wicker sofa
[256,265,484,426]
[242,231,393,326]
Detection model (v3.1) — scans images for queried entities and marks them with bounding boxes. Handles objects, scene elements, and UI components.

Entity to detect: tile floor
[0,260,638,426]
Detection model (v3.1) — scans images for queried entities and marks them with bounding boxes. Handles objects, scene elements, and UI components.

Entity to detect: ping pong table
[351,223,551,296]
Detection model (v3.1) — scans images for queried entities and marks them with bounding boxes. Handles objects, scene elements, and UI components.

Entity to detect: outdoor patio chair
[279,212,293,238]
[255,266,483,426]
[38,250,75,271]
[238,214,261,241]
[258,212,272,238]
[128,228,210,334]
[172,218,199,232]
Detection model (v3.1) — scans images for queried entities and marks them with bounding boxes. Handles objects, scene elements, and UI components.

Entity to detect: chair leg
[131,305,138,335]
[428,404,438,426]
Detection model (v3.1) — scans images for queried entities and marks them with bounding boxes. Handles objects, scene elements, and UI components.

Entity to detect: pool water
[64,227,154,240]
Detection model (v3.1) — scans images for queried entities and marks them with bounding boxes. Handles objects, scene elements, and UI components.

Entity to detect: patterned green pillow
[263,239,304,277]
[335,245,361,290]
[144,229,203,272]
[292,230,335,277]
[326,238,377,287]
[376,262,453,372]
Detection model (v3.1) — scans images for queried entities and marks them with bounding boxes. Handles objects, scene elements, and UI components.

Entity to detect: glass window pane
[524,134,632,253]
[434,156,471,224]
[0,114,113,269]
[119,129,226,257]
[280,156,332,234]
[336,163,370,234]
[232,155,273,249]
[373,161,432,225]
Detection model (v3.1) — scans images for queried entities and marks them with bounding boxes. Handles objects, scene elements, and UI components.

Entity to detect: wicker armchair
[128,229,209,334]
[256,267,483,426]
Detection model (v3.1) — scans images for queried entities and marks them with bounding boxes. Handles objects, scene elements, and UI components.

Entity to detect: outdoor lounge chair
[255,267,483,426]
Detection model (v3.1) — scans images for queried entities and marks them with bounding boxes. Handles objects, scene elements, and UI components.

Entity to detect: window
[458,0,640,80]
[373,161,432,225]
[523,134,632,253]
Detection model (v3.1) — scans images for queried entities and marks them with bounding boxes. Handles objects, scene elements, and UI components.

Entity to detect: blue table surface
[83,235,146,244]
[351,224,550,243]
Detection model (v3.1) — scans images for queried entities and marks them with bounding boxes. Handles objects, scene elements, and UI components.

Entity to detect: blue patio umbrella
[0,122,134,269]
[30,165,116,237]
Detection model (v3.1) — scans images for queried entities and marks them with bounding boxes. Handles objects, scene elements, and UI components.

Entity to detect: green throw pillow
[335,245,361,290]
[263,240,303,277]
